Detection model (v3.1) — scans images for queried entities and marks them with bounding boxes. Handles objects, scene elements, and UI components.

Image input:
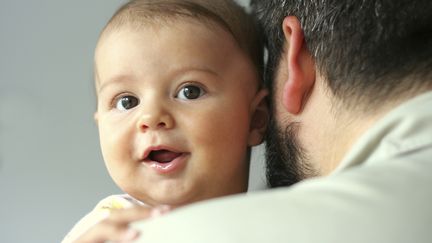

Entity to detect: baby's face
[94,19,264,207]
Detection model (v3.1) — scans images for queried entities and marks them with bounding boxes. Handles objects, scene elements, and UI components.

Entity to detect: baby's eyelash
[110,92,134,108]
[177,81,207,93]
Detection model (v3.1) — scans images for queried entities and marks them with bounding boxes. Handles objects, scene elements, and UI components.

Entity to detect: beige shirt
[133,91,432,243]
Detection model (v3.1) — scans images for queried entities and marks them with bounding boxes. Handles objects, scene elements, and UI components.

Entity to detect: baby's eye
[114,95,139,111]
[177,85,205,100]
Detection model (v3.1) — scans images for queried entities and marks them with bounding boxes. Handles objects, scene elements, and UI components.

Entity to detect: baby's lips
[148,150,183,163]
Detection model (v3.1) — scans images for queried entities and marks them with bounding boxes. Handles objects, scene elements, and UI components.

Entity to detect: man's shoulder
[133,155,432,243]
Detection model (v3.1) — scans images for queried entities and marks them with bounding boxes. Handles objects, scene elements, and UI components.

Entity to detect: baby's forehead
[94,18,258,86]
[99,14,231,44]
[95,0,263,87]
[95,16,242,63]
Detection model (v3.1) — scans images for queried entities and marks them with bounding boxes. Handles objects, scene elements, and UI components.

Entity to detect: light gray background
[0,0,265,242]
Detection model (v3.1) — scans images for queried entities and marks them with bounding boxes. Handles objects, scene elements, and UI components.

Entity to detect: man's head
[251,0,432,187]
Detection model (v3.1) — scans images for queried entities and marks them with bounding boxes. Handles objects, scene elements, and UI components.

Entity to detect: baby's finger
[108,206,154,224]
[74,220,139,243]
[108,205,172,223]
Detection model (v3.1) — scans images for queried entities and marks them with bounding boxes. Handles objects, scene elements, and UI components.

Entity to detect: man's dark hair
[251,0,432,111]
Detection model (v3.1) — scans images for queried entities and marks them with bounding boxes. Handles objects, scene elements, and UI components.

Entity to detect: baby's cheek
[195,109,249,150]
[99,128,132,182]
[192,113,228,143]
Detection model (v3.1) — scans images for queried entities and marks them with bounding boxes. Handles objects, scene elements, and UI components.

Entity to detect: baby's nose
[136,109,174,131]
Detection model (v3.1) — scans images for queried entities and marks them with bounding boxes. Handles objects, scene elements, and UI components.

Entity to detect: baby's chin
[122,178,247,208]
[128,190,221,209]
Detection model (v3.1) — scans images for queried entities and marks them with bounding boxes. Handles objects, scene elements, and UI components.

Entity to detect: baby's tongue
[150,150,181,163]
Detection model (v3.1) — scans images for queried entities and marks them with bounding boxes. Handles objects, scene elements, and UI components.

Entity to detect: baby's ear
[248,89,269,146]
[93,112,99,125]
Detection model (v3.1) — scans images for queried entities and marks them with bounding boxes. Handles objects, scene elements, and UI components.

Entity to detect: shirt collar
[333,90,432,174]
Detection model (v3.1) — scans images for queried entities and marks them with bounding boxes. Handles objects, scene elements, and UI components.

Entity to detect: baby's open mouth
[148,150,182,163]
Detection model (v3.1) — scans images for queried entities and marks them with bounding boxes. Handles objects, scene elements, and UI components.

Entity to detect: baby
[63,0,267,242]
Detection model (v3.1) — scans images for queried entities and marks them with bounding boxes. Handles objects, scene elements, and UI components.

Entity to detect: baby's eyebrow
[97,74,134,93]
[166,65,221,79]
[97,66,221,94]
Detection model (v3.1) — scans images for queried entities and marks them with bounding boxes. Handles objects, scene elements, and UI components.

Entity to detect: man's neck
[299,83,387,176]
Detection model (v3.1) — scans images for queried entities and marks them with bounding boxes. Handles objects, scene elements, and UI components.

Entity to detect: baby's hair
[100,0,263,82]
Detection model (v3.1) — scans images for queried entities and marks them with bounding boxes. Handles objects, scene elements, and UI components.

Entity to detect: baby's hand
[73,205,170,243]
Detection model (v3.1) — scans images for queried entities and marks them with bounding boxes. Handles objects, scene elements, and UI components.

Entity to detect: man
[81,0,432,242]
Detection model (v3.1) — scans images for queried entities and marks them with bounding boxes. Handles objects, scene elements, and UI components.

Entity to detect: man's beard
[265,117,316,188]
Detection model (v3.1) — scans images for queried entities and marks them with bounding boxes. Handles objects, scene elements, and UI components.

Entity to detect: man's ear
[281,16,316,114]
[248,89,269,146]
